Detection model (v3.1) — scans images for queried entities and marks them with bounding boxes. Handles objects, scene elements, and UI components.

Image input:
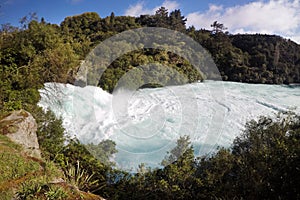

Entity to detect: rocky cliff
[0,109,41,158]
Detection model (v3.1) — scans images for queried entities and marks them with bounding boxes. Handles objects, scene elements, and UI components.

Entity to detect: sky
[0,0,300,43]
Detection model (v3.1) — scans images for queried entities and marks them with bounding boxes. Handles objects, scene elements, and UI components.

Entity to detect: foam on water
[39,81,300,171]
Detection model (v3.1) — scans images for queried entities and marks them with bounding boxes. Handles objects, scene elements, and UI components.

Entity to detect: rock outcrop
[0,109,41,158]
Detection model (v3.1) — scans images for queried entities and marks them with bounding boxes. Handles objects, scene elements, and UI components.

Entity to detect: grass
[0,134,21,149]
[0,134,42,199]
[0,134,103,199]
[0,135,41,184]
[0,134,61,199]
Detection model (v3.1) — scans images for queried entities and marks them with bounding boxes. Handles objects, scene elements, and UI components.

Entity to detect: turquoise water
[39,81,300,171]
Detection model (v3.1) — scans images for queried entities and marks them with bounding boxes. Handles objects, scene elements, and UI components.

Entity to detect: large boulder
[0,110,41,158]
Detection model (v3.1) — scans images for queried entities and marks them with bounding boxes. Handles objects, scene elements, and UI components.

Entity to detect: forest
[0,7,299,199]
[1,8,300,111]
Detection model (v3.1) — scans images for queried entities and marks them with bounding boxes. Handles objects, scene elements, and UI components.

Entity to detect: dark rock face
[0,110,41,158]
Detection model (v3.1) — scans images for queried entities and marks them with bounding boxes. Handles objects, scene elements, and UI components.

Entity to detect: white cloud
[186,0,300,43]
[291,35,300,43]
[124,0,180,17]
[125,2,152,16]
[157,0,179,11]
[208,4,223,12]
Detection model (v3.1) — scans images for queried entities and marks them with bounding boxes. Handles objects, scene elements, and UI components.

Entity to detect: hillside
[0,110,104,199]
[230,34,300,84]
[1,10,300,106]
[58,11,300,87]
[58,11,300,85]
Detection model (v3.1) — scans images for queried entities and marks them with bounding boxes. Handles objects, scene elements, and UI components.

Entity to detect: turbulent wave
[39,81,300,171]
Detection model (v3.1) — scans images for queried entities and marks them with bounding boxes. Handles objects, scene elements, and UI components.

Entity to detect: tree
[36,109,66,160]
[230,112,300,199]
[110,12,115,24]
[161,135,192,167]
[30,42,79,83]
[197,112,300,199]
[158,136,199,199]
[210,21,227,34]
[154,7,169,28]
[85,140,118,166]
[169,9,187,32]
[61,138,108,193]
[60,12,101,37]
[19,12,38,29]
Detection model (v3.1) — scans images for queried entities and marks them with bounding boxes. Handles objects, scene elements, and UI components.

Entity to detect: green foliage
[211,21,227,34]
[33,108,117,194]
[17,181,68,200]
[136,7,186,32]
[43,160,65,182]
[17,180,44,200]
[231,34,300,84]
[62,160,99,192]
[30,107,116,195]
[0,135,40,185]
[109,136,201,200]
[229,112,300,199]
[197,111,300,199]
[0,134,66,200]
[86,139,117,166]
[35,109,66,160]
[98,49,202,93]
[0,18,79,114]
[1,9,300,199]
[156,136,200,199]
[45,186,68,200]
[106,112,300,199]
[30,42,79,83]
[161,135,193,166]
[60,138,114,194]
[188,29,300,84]
[1,10,299,114]
[61,12,101,39]
[0,190,14,200]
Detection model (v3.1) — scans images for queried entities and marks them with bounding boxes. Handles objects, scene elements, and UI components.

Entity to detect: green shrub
[17,180,44,200]
[62,160,99,192]
[45,185,68,200]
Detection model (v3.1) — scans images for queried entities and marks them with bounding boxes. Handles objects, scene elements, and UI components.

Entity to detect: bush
[198,111,300,199]
[62,160,99,192]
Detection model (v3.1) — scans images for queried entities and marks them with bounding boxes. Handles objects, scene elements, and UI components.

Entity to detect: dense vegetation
[6,108,299,199]
[1,8,300,112]
[102,111,300,199]
[0,133,104,199]
[0,7,299,199]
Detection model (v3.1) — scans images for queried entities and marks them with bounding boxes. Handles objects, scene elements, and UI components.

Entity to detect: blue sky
[1,0,300,43]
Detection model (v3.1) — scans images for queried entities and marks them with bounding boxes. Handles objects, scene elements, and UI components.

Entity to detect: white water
[39,81,300,171]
